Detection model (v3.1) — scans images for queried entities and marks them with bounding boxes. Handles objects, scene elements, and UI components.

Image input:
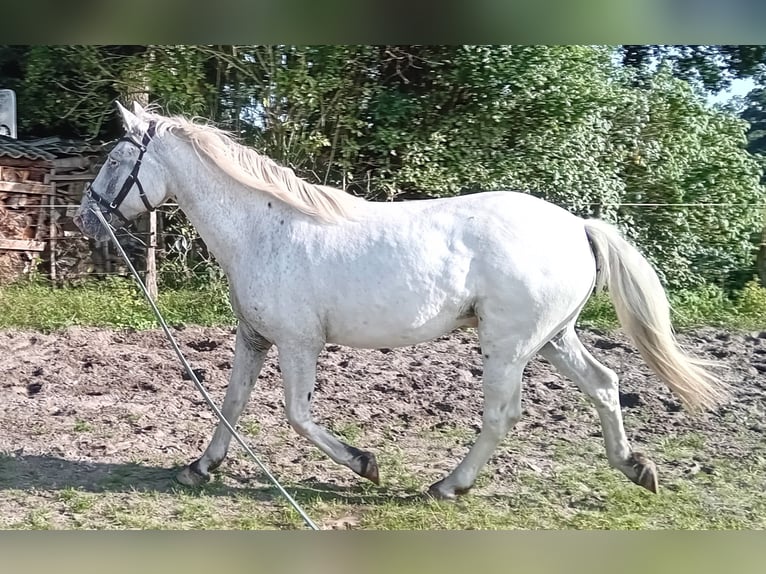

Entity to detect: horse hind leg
[428,349,526,499]
[539,324,658,493]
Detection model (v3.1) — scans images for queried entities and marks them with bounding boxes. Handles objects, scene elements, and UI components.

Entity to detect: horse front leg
[176,323,272,486]
[428,356,524,499]
[279,344,380,484]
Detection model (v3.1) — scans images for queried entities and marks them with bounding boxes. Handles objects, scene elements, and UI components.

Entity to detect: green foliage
[620,45,766,93]
[734,279,766,319]
[578,292,619,330]
[738,87,766,286]
[3,44,764,290]
[670,280,766,329]
[141,46,213,116]
[5,45,125,139]
[578,280,766,331]
[617,70,764,289]
[669,284,738,327]
[741,87,766,158]
[158,208,228,291]
[0,45,216,140]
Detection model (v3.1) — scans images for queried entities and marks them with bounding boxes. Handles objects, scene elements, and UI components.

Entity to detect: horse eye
[109,158,119,167]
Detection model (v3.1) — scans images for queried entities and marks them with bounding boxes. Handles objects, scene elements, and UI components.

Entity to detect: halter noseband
[87,120,157,225]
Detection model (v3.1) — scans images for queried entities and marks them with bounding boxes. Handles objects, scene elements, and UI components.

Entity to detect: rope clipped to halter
[90,206,320,531]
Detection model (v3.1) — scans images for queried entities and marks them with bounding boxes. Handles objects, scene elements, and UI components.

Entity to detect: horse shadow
[0,453,429,507]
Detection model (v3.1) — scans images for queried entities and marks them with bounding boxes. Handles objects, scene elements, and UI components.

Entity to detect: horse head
[75,102,168,240]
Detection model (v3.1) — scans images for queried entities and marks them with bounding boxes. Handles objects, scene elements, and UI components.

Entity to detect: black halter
[87,120,157,225]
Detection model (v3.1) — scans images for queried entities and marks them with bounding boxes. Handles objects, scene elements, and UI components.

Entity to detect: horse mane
[140,110,360,223]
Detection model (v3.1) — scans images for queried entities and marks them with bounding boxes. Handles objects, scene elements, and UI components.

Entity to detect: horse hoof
[629,452,658,493]
[347,447,380,485]
[176,464,210,487]
[427,485,455,500]
[426,479,471,500]
[359,451,380,485]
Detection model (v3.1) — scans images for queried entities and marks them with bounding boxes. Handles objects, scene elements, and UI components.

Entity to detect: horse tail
[583,219,728,411]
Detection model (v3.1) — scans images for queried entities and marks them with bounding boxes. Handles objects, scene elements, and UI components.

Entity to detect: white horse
[75,102,726,499]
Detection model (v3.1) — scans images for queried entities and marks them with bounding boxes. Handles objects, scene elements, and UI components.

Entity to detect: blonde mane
[142,111,360,223]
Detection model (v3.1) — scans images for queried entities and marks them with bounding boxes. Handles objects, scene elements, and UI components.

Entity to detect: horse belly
[324,297,472,349]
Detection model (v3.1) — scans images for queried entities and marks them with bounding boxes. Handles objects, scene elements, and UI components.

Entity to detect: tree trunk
[120,49,158,299]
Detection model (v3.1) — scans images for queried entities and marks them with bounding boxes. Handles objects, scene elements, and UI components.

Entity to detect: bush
[733,280,766,326]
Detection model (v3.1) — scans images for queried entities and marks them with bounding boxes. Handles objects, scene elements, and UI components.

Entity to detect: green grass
[73,419,93,433]
[0,276,236,331]
[2,277,764,333]
[239,418,262,437]
[331,421,364,443]
[578,279,766,331]
[0,419,763,530]
[3,434,761,530]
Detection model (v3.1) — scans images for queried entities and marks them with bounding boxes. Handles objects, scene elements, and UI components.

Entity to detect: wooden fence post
[146,210,158,300]
[48,175,57,282]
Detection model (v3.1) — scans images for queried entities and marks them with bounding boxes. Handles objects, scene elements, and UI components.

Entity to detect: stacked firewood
[0,159,49,283]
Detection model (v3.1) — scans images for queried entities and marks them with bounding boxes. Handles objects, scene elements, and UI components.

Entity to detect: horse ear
[115,101,141,133]
[132,101,145,115]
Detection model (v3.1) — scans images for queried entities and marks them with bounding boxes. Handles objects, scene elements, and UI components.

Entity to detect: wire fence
[2,193,765,289]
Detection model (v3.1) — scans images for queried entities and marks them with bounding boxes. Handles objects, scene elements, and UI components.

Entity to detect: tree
[621,45,766,93]
[3,44,762,290]
[0,45,217,140]
[741,87,766,156]
[740,87,766,285]
[616,69,763,289]
[224,45,762,289]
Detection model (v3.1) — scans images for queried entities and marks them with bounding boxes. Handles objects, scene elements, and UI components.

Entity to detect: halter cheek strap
[87,120,157,225]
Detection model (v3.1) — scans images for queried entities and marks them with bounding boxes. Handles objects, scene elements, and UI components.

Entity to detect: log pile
[0,135,105,284]
[46,156,101,282]
[1,135,158,286]
[0,158,51,283]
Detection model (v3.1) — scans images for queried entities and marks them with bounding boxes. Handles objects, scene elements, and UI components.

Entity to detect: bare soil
[1,325,765,504]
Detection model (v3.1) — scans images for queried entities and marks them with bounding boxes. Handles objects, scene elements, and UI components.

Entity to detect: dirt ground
[1,325,765,505]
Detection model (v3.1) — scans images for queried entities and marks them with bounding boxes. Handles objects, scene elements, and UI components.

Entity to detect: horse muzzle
[73,207,111,241]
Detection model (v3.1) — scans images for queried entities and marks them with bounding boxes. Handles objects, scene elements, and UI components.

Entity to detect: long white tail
[583,219,728,411]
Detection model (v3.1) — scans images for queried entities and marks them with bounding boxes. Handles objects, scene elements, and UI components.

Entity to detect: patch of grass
[578,292,619,330]
[239,418,262,437]
[2,277,764,333]
[73,419,93,433]
[331,421,363,443]
[11,507,53,530]
[420,424,476,445]
[1,427,763,530]
[578,280,766,331]
[656,432,706,458]
[57,488,95,513]
[376,444,426,493]
[0,277,235,332]
[13,427,762,530]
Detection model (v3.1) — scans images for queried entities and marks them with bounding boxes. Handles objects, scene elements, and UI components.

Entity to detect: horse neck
[159,137,280,272]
